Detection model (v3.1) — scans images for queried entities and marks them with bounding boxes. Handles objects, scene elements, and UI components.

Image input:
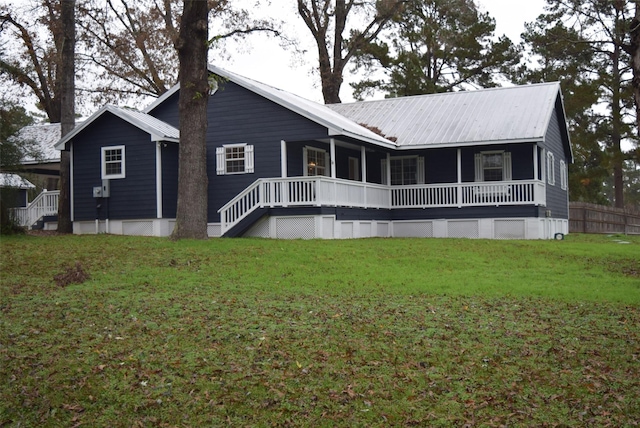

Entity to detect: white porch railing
[218,177,546,236]
[11,190,60,227]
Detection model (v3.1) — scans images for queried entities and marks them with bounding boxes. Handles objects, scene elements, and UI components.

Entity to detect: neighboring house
[0,173,35,208]
[9,123,62,190]
[53,65,572,239]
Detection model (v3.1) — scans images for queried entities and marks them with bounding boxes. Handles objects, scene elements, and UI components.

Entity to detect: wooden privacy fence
[570,202,640,235]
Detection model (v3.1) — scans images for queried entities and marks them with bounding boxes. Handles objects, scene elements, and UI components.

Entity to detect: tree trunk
[631,3,640,168]
[171,0,209,240]
[57,0,75,233]
[611,41,624,209]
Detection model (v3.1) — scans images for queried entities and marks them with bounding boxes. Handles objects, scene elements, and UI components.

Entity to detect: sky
[215,0,548,103]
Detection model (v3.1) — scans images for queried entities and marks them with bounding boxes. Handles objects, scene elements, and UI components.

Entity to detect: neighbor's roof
[145,64,397,148]
[327,82,564,149]
[12,123,62,163]
[0,173,35,189]
[55,105,179,150]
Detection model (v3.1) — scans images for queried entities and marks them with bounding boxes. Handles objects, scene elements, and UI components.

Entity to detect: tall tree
[519,0,637,208]
[351,0,520,98]
[1,0,75,232]
[76,0,281,106]
[57,0,75,233]
[170,0,209,240]
[0,0,66,121]
[297,0,404,104]
[518,19,610,204]
[0,100,36,168]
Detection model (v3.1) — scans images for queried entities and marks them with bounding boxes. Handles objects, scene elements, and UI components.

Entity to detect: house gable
[70,112,164,222]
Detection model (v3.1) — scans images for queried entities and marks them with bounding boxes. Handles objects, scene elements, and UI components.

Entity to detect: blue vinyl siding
[426,148,457,183]
[72,113,157,221]
[161,142,179,218]
[205,81,330,222]
[541,104,570,219]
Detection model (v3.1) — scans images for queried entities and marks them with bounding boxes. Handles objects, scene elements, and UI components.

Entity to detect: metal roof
[12,123,62,163]
[0,173,35,189]
[55,105,179,150]
[326,82,563,149]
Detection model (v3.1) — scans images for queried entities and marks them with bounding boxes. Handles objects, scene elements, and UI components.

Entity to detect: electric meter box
[93,180,110,198]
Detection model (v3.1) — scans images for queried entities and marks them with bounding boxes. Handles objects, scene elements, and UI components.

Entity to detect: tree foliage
[297,0,404,104]
[351,0,520,99]
[518,0,637,208]
[77,0,281,106]
[0,100,36,169]
[0,0,69,121]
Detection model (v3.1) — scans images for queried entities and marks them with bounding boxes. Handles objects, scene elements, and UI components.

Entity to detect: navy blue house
[55,65,572,239]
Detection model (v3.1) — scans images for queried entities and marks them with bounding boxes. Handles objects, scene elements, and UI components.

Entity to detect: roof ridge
[337,82,560,106]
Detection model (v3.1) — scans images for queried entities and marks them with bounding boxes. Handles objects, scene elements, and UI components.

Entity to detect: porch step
[31,215,57,230]
[222,207,268,238]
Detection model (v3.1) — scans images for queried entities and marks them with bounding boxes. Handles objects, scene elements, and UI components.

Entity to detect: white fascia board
[144,84,180,113]
[54,104,112,150]
[332,129,398,149]
[151,134,179,143]
[394,137,545,151]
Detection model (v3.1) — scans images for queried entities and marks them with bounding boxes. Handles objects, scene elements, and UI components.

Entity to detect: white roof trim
[55,105,179,150]
[207,64,397,148]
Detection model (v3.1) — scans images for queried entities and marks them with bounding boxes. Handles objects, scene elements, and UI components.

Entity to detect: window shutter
[216,147,225,175]
[474,153,483,182]
[381,158,388,185]
[245,145,254,173]
[503,152,512,181]
[417,156,425,184]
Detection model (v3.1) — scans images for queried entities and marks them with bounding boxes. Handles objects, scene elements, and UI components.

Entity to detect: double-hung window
[303,146,328,176]
[474,151,512,182]
[101,145,126,179]
[216,144,254,175]
[381,156,424,185]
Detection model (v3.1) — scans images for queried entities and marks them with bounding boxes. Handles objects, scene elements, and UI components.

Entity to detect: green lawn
[1,234,639,426]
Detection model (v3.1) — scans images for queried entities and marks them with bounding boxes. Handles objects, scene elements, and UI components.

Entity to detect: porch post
[330,138,336,178]
[281,140,287,178]
[533,143,538,181]
[156,141,163,218]
[361,146,367,183]
[457,148,462,208]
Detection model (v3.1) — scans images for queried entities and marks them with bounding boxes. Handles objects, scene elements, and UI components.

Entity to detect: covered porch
[219,137,547,235]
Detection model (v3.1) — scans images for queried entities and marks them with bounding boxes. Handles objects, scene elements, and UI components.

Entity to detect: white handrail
[218,178,546,236]
[11,190,60,227]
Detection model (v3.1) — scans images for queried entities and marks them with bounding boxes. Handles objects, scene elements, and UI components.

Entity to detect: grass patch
[1,234,639,426]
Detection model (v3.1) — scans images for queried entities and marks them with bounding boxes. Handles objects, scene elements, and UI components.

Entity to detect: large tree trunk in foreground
[171,0,209,240]
[57,0,75,234]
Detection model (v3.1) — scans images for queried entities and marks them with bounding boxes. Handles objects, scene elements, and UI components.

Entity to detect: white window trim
[547,151,556,186]
[382,155,424,185]
[101,145,126,179]
[216,143,254,175]
[303,146,329,177]
[560,159,567,190]
[474,151,512,182]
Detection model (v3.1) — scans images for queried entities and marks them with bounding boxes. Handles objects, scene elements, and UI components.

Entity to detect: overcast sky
[216,0,547,103]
